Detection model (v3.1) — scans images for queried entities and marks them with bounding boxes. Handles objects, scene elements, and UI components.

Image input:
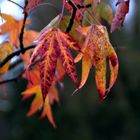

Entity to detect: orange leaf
[75,25,118,100]
[22,82,59,128]
[20,30,39,47]
[0,13,30,47]
[19,30,39,65]
[40,96,56,128]
[23,85,42,116]
[93,30,106,100]
[23,66,40,88]
[74,45,93,91]
[74,26,91,63]
[104,30,119,92]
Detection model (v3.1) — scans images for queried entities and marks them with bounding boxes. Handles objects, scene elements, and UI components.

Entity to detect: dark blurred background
[0,0,140,140]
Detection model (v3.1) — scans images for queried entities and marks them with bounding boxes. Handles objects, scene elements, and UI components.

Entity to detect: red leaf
[55,30,79,87]
[29,27,80,101]
[111,0,130,32]
[40,35,58,101]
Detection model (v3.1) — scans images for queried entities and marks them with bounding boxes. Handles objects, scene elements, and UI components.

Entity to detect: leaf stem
[7,0,24,9]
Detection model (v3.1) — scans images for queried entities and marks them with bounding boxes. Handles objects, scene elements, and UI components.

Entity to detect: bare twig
[19,0,29,54]
[0,45,36,68]
[7,0,24,9]
[66,0,91,33]
[66,1,77,33]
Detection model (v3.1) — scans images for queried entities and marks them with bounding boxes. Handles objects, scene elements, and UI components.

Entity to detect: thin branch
[77,4,91,9]
[66,1,91,33]
[0,45,36,68]
[19,0,28,54]
[70,0,92,25]
[7,0,24,9]
[66,1,76,33]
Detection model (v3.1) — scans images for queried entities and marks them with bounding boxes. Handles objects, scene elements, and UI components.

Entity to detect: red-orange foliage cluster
[0,0,130,127]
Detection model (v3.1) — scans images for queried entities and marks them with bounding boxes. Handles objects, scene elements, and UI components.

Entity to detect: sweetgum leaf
[111,0,130,32]
[22,84,57,128]
[23,68,59,127]
[75,25,118,100]
[29,27,80,101]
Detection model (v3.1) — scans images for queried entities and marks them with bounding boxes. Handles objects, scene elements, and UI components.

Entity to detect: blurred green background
[0,0,140,140]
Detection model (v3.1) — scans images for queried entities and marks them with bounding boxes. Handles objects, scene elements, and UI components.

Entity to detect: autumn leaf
[104,30,119,92]
[74,39,93,90]
[0,41,13,75]
[20,30,39,64]
[23,67,59,127]
[22,84,57,128]
[23,66,40,88]
[39,35,58,101]
[23,65,59,102]
[21,30,39,47]
[29,27,80,101]
[40,96,56,127]
[75,25,118,100]
[111,0,130,32]
[22,85,42,116]
[0,13,30,47]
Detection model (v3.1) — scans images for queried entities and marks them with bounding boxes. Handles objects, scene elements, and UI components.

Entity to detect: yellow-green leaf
[0,41,13,75]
